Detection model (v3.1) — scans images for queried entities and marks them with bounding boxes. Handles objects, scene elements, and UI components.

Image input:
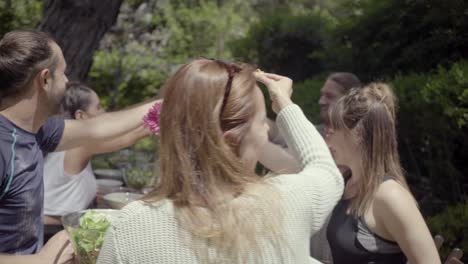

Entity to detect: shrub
[230,13,333,82]
[427,202,468,262]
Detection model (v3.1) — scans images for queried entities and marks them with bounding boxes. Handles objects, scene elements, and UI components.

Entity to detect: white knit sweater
[97,104,344,264]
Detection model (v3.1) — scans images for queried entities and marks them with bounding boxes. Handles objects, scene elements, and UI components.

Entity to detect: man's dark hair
[0,30,58,98]
[61,81,94,119]
[328,72,362,93]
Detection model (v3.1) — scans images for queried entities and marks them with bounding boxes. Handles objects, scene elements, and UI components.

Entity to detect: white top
[97,104,344,264]
[43,151,97,216]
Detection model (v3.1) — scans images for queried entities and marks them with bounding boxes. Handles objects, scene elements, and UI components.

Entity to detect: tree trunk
[38,0,124,81]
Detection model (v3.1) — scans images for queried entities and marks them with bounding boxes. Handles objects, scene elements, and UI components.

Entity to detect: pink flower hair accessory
[143,101,162,135]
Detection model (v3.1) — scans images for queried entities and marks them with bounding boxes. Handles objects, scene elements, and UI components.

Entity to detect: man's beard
[319,109,328,124]
[50,102,61,115]
[48,92,64,116]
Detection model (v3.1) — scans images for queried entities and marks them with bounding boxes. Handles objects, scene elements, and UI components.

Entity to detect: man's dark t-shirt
[0,115,64,254]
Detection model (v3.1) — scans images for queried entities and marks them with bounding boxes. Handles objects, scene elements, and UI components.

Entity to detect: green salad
[70,210,111,264]
[125,167,154,190]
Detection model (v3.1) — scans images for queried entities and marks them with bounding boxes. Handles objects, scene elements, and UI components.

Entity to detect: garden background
[1,0,467,260]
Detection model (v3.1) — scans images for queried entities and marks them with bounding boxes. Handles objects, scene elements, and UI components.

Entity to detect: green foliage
[231,12,333,81]
[291,78,324,123]
[389,61,468,211]
[328,0,468,80]
[89,0,260,109]
[0,0,42,36]
[422,62,468,128]
[89,48,166,110]
[155,0,257,63]
[133,136,158,153]
[123,167,154,190]
[87,0,170,110]
[427,203,468,262]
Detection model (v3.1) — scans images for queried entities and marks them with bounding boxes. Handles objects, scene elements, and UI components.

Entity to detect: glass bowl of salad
[62,209,120,264]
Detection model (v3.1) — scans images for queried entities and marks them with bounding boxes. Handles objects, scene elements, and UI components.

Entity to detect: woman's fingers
[253,72,275,86]
[254,71,294,113]
[261,72,284,81]
[254,72,286,84]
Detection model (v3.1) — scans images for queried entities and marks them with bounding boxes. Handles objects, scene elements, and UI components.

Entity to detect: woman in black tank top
[324,83,440,264]
[326,192,406,263]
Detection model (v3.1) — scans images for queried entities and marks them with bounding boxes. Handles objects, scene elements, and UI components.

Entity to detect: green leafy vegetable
[70,211,111,264]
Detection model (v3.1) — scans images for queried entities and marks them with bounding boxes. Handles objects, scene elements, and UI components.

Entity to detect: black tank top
[326,199,407,264]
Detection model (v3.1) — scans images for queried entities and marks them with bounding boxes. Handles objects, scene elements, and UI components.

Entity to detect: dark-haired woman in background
[43,82,149,224]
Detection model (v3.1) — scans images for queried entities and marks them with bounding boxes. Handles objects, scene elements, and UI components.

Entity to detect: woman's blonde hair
[329,82,411,216]
[144,58,286,263]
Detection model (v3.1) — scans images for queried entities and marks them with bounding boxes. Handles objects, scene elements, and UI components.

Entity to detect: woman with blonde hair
[325,83,440,264]
[97,58,344,264]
